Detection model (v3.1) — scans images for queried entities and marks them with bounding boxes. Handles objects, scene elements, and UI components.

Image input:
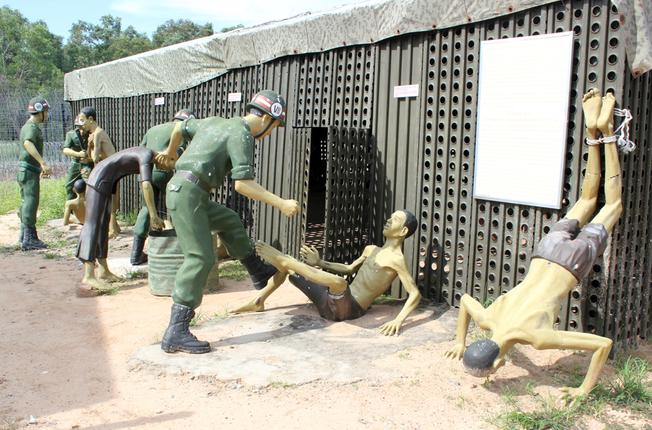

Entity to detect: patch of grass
[1,177,66,224]
[212,309,229,320]
[590,356,651,411]
[190,311,205,327]
[268,380,294,389]
[36,178,66,227]
[0,180,20,215]
[493,396,592,430]
[218,261,248,281]
[43,252,59,259]
[125,270,148,280]
[0,244,20,253]
[94,286,120,296]
[117,210,139,226]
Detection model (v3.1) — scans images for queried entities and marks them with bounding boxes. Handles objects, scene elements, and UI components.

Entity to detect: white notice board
[473,32,574,209]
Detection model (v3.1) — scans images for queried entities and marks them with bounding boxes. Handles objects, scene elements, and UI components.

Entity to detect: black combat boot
[161,303,211,354]
[22,226,47,251]
[240,251,278,290]
[130,236,148,265]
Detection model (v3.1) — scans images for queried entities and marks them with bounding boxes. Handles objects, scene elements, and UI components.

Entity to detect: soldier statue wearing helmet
[130,108,197,265]
[156,90,299,354]
[62,114,93,201]
[17,96,51,250]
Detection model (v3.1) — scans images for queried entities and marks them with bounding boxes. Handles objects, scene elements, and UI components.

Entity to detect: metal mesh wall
[417,0,632,344]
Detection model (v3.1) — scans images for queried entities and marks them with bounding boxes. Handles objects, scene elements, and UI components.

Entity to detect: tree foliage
[0,7,63,93]
[0,7,231,94]
[152,19,213,48]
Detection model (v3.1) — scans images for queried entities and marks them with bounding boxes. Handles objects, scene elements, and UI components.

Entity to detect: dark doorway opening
[305,127,327,252]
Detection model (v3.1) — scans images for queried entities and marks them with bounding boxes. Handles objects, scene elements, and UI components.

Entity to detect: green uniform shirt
[18,121,43,168]
[175,117,255,189]
[63,129,86,157]
[140,121,189,154]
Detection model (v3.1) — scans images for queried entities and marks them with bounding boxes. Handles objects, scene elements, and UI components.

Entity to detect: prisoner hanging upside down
[233,210,422,336]
[76,146,173,291]
[444,89,631,402]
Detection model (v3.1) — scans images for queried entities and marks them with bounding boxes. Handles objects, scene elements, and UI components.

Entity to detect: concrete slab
[132,303,458,387]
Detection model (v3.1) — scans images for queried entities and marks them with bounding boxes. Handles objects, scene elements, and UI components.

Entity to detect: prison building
[64,0,652,352]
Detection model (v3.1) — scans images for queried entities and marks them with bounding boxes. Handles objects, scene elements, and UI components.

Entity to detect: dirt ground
[0,212,650,430]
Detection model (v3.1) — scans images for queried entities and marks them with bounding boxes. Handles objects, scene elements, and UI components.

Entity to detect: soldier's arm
[23,140,50,176]
[378,256,422,336]
[302,244,371,275]
[234,179,299,217]
[62,133,85,159]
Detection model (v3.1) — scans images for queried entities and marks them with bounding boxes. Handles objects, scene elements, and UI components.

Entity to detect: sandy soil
[0,212,650,430]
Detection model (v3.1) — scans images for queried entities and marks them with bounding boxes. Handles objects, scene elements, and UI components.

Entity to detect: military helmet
[246,90,287,126]
[173,109,195,121]
[27,96,50,114]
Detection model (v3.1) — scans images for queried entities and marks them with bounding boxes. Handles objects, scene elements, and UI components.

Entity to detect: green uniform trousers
[133,169,172,239]
[64,162,82,200]
[166,176,253,309]
[17,168,40,228]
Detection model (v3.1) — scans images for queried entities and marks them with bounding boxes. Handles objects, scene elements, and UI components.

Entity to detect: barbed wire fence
[0,89,73,180]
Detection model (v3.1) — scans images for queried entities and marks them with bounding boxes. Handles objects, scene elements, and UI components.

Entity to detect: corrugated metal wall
[68,0,650,352]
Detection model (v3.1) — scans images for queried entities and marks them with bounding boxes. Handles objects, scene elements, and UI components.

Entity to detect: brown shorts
[533,218,608,280]
[288,274,366,322]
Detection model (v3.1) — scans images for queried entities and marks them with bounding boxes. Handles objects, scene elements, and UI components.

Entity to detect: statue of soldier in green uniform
[160,90,299,354]
[17,96,52,251]
[130,109,196,265]
[62,115,93,200]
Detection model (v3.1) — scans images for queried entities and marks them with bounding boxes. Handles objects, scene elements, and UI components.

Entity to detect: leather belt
[175,170,212,193]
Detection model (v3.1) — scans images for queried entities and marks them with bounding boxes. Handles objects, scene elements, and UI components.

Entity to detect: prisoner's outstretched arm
[379,261,421,336]
[141,181,164,230]
[445,294,489,359]
[234,179,299,217]
[524,330,612,399]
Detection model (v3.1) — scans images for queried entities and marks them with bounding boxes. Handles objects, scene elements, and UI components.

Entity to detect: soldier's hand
[40,163,52,178]
[77,150,87,159]
[280,199,299,217]
[150,216,165,231]
[300,245,321,266]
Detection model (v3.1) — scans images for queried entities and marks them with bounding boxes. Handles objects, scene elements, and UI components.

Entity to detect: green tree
[0,7,63,92]
[220,24,244,33]
[152,19,213,48]
[62,15,152,72]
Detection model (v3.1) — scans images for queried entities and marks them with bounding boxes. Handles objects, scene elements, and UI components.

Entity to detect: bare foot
[231,296,266,314]
[582,88,602,135]
[81,275,111,290]
[597,92,616,136]
[255,241,287,270]
[108,215,121,239]
[96,264,122,283]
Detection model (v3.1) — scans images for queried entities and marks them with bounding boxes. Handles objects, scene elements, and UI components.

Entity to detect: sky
[2,0,369,40]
